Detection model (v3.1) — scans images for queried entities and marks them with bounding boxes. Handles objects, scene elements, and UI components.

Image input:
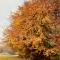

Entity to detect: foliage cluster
[4,0,60,60]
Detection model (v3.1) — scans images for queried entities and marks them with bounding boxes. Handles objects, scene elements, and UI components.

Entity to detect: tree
[4,0,60,60]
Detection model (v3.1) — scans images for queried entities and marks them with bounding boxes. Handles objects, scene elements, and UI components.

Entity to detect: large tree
[4,0,60,60]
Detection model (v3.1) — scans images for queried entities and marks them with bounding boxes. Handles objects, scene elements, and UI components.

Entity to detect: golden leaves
[4,0,60,59]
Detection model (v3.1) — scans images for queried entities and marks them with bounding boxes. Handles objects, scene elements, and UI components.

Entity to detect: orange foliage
[4,0,60,59]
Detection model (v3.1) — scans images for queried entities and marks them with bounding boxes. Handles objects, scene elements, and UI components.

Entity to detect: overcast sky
[0,0,24,41]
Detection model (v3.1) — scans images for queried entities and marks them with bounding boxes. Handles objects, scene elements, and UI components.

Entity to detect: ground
[0,54,21,60]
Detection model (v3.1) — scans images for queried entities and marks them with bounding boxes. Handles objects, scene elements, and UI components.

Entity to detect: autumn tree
[4,0,60,60]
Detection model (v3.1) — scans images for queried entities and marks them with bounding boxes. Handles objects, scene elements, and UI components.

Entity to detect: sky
[0,0,24,41]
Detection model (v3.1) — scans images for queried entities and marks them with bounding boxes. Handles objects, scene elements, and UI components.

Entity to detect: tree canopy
[4,0,60,60]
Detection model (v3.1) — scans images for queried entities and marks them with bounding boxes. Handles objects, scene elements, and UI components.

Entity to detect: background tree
[4,0,60,60]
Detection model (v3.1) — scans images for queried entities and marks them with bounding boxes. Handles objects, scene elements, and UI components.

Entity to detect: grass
[0,54,29,60]
[0,56,20,60]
